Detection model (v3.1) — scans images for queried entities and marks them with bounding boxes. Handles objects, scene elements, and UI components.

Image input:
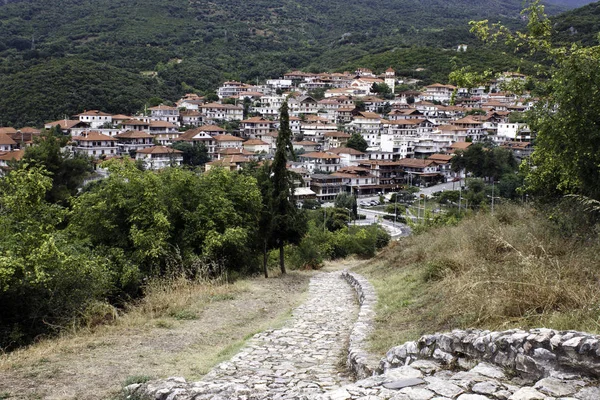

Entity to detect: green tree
[269,101,307,274]
[334,192,357,217]
[471,1,600,200]
[0,166,109,348]
[171,142,210,166]
[21,126,93,205]
[347,132,368,152]
[452,143,517,182]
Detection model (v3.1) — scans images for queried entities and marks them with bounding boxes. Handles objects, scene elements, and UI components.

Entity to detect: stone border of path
[379,328,600,382]
[341,270,380,379]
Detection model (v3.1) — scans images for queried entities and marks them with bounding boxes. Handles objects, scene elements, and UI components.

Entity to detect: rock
[472,381,499,395]
[575,387,600,400]
[383,378,426,390]
[394,387,436,400]
[426,378,464,398]
[410,360,442,374]
[385,366,424,380]
[508,387,545,400]
[533,377,582,397]
[456,395,492,400]
[471,363,506,380]
[493,390,512,400]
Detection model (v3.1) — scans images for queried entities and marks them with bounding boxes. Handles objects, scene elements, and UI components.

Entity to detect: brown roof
[397,158,437,168]
[180,110,202,116]
[294,140,320,146]
[452,116,483,125]
[241,116,275,124]
[76,110,112,117]
[149,121,178,128]
[426,83,457,89]
[207,155,250,166]
[149,105,178,111]
[428,154,454,163]
[17,127,41,134]
[200,103,243,110]
[0,127,18,135]
[175,129,213,142]
[122,119,150,126]
[243,139,269,146]
[0,132,17,145]
[501,141,532,149]
[328,147,365,155]
[45,120,84,129]
[196,125,226,133]
[213,134,244,142]
[218,148,244,155]
[0,149,24,161]
[72,131,117,142]
[114,130,153,139]
[387,119,427,126]
[112,114,133,121]
[358,112,381,119]
[450,141,473,150]
[323,131,351,138]
[300,152,340,159]
[137,146,183,155]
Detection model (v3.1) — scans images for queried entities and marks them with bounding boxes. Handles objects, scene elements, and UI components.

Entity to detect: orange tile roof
[0,149,24,161]
[328,147,365,155]
[301,151,340,159]
[213,134,244,142]
[0,132,17,145]
[72,131,117,141]
[137,146,183,155]
[114,130,153,139]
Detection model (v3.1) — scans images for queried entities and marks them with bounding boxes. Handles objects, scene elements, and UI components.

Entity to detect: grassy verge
[0,272,311,400]
[357,203,600,355]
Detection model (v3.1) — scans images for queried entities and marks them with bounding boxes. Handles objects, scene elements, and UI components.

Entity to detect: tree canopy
[347,132,368,152]
[471,0,600,201]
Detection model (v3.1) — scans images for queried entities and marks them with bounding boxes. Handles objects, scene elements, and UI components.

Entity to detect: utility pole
[393,187,398,226]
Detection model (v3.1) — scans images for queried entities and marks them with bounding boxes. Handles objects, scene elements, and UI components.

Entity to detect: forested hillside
[0,0,590,126]
[552,1,600,45]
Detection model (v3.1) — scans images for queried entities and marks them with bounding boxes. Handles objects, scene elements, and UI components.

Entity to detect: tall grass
[358,204,600,354]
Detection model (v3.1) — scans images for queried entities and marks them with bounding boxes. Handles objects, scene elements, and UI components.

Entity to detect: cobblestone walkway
[142,271,358,399]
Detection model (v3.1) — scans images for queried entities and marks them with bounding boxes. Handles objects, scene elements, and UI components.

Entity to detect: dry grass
[357,204,600,355]
[0,272,312,399]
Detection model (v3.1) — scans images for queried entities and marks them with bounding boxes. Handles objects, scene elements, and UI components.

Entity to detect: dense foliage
[0,0,581,126]
[472,1,600,202]
[0,156,389,349]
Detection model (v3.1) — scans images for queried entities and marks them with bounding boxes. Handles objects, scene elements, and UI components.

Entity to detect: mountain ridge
[0,0,595,126]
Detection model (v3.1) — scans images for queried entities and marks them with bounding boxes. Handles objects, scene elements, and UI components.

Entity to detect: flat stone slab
[383,378,426,390]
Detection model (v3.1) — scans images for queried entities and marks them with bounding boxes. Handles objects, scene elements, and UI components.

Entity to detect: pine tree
[270,101,306,274]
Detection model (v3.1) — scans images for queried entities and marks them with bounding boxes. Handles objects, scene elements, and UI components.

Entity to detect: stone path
[140,271,358,399]
[134,272,600,400]
[319,359,600,400]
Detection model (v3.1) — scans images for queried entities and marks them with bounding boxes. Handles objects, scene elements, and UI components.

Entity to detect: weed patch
[358,204,600,356]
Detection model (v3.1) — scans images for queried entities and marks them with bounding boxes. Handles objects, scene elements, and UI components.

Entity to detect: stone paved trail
[142,271,358,399]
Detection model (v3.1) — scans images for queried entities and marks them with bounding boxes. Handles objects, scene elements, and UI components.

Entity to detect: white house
[75,110,113,129]
[71,131,118,159]
[200,103,244,122]
[114,130,155,156]
[0,132,16,152]
[149,105,180,126]
[136,146,183,170]
[423,84,457,103]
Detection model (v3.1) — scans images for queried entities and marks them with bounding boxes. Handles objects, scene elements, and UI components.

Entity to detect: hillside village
[0,68,534,202]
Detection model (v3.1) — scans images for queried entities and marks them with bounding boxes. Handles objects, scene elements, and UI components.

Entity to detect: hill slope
[0,0,588,126]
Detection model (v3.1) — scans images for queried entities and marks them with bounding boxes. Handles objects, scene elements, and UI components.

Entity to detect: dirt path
[140,270,359,399]
[0,272,311,400]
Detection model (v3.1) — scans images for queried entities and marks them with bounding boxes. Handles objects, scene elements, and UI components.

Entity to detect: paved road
[140,271,358,400]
